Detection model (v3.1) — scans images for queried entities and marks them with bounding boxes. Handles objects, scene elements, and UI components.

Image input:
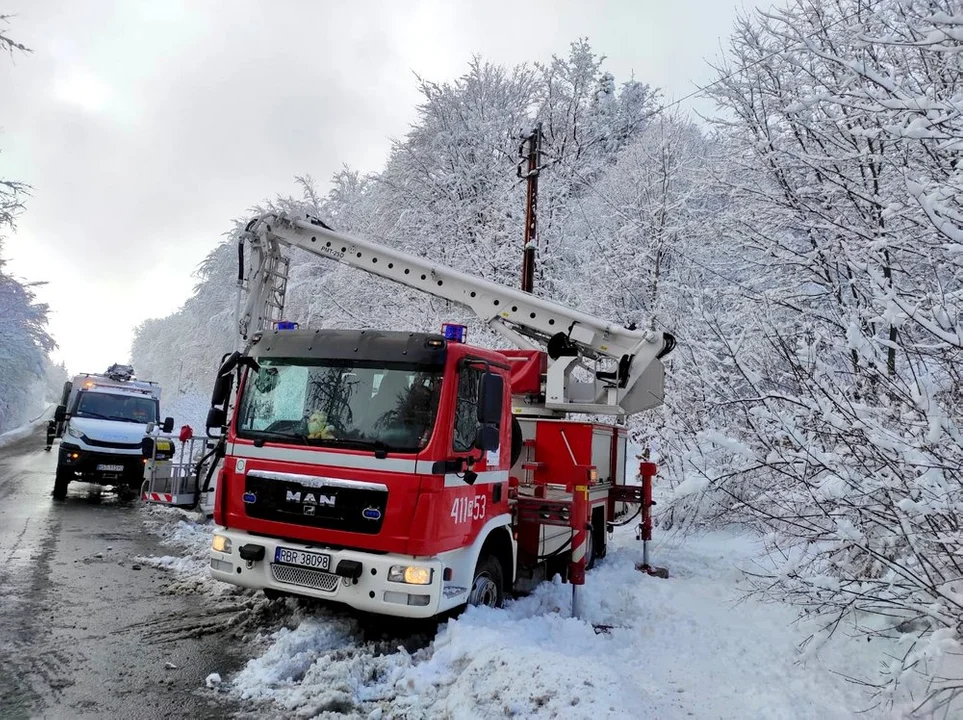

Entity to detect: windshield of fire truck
[236,359,443,453]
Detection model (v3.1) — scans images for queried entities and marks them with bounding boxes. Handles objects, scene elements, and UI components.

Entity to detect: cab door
[442,362,507,541]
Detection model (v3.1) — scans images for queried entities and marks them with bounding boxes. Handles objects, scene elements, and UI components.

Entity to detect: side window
[452,368,482,452]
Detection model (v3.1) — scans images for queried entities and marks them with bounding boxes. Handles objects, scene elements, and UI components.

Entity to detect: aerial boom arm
[238,212,675,416]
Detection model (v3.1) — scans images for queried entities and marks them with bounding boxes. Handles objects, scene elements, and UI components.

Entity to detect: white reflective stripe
[571,540,585,563]
[442,469,509,488]
[231,443,419,473]
[248,470,388,493]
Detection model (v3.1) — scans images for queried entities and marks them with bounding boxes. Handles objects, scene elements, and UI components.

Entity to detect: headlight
[388,565,432,585]
[67,426,84,440]
[212,535,232,554]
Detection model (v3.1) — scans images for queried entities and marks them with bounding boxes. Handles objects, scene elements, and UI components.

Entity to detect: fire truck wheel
[510,417,523,467]
[468,554,504,608]
[584,529,595,571]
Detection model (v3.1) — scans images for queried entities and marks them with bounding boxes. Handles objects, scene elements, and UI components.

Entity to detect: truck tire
[510,416,523,468]
[584,528,597,571]
[468,554,504,609]
[53,467,71,500]
[584,507,606,571]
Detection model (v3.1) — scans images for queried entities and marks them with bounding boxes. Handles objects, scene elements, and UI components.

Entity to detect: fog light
[407,594,430,607]
[384,591,407,605]
[388,565,433,585]
[212,535,232,554]
[210,558,233,573]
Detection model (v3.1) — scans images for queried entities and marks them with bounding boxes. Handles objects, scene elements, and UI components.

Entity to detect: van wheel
[53,468,70,500]
[468,554,504,608]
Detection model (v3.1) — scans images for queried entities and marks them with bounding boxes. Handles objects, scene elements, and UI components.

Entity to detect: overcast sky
[0,0,764,377]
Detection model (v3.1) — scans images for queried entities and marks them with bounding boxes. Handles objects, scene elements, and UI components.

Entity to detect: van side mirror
[476,372,503,426]
[54,405,66,423]
[162,417,174,433]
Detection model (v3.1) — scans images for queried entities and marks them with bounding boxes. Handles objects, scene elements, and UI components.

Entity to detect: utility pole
[517,123,543,294]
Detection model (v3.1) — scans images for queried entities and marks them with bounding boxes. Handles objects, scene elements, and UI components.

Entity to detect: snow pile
[137,504,242,597]
[224,529,880,719]
[0,407,51,450]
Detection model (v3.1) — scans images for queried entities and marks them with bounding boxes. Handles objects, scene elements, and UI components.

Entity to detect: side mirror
[54,405,66,423]
[211,372,234,408]
[206,406,227,433]
[476,372,503,426]
[162,417,174,433]
[473,425,499,453]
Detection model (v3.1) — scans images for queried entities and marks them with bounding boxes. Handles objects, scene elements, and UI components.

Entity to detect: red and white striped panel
[143,492,173,503]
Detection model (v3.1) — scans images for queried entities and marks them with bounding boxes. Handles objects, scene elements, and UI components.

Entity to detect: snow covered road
[146,512,885,719]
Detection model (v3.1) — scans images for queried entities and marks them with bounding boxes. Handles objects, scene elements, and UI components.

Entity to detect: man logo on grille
[285,490,335,507]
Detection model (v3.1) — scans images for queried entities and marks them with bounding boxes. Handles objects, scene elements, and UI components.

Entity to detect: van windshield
[74,391,158,424]
[236,359,443,453]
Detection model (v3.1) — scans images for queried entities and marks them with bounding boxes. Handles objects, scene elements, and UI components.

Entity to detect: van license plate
[274,547,331,571]
[97,464,124,472]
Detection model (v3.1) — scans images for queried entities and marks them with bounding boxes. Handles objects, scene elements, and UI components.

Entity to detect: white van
[52,364,173,499]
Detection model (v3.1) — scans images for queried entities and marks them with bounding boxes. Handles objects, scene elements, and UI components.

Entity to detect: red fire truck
[148,212,675,619]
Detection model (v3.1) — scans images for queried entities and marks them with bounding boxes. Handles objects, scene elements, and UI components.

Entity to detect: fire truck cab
[209,328,519,616]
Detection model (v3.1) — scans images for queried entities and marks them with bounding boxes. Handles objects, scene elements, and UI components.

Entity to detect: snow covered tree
[532,39,658,300]
[0,17,57,434]
[0,274,56,432]
[0,15,29,235]
[661,1,963,712]
[563,113,741,473]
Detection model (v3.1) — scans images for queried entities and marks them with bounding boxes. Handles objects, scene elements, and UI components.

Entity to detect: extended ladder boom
[238,212,675,417]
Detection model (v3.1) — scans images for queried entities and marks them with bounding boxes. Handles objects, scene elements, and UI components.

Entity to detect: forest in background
[131,1,962,714]
[0,16,67,434]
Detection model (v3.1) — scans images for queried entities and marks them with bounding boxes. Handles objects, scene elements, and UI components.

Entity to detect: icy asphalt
[0,425,247,719]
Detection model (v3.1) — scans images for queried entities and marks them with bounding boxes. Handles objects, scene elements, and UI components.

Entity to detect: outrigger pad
[636,563,669,579]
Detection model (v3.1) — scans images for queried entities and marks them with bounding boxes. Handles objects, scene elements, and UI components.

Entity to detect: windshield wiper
[249,430,308,446]
[305,436,391,458]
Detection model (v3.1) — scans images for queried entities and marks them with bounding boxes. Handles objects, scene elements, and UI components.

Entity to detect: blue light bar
[442,323,467,343]
[274,321,299,330]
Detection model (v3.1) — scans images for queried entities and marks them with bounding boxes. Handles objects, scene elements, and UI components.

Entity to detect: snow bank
[224,528,879,719]
[0,405,52,450]
[137,504,243,597]
[135,494,887,718]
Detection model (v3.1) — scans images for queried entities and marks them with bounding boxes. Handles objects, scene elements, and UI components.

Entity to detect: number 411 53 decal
[450,495,486,524]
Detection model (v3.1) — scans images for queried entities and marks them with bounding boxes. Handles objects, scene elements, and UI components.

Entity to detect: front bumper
[59,443,144,484]
[209,528,445,618]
